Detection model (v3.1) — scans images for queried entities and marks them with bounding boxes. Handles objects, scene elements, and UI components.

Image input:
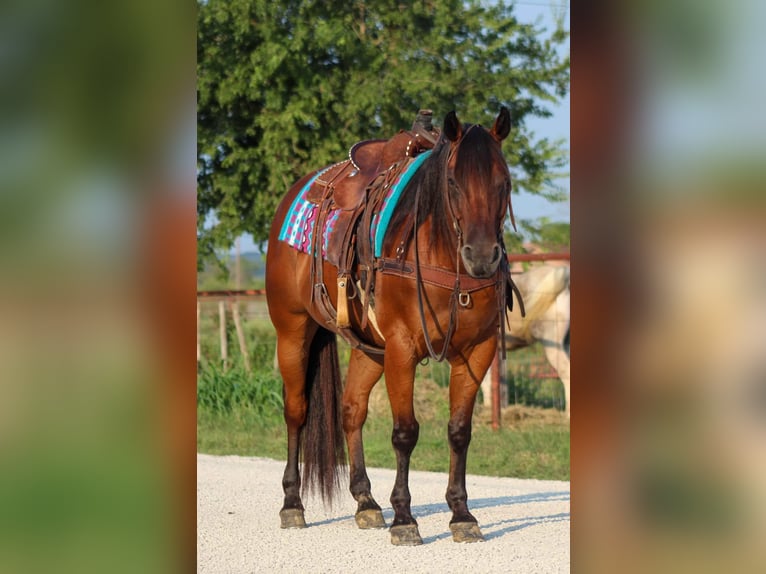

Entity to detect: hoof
[355,508,386,529]
[280,508,306,529]
[450,522,484,543]
[390,524,423,546]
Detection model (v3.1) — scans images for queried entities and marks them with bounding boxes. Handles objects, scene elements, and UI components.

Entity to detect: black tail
[301,327,346,505]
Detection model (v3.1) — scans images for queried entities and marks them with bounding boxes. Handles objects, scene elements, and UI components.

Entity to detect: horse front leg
[383,346,422,545]
[445,338,496,543]
[342,349,386,529]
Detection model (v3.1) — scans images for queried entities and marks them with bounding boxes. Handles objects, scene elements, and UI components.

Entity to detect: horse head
[443,107,513,278]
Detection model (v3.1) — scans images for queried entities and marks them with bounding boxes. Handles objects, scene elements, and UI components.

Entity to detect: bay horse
[266,108,515,545]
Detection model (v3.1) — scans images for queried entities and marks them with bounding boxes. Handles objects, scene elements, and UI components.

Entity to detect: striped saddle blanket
[277,150,431,259]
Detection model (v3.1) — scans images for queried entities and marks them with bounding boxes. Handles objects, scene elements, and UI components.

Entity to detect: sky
[234,1,570,253]
[510,0,570,225]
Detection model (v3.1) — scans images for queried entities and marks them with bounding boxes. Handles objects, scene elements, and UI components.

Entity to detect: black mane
[382,124,508,256]
[382,133,453,255]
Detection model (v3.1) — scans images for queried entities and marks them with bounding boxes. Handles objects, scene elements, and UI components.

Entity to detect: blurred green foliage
[0,2,194,572]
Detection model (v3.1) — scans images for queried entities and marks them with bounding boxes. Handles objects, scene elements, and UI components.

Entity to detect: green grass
[197,362,569,481]
[469,423,570,479]
[197,408,287,460]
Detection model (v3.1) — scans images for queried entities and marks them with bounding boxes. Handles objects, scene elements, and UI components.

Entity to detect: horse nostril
[461,245,473,261]
[491,244,501,264]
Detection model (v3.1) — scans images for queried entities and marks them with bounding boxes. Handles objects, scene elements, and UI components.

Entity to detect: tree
[510,217,570,253]
[197,0,569,267]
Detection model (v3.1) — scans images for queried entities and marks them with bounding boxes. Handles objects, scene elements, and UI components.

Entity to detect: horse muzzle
[460,242,502,278]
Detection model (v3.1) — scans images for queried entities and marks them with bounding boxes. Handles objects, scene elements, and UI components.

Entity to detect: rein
[409,126,511,362]
[413,176,463,361]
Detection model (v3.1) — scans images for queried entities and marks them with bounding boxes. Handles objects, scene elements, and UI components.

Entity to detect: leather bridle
[413,125,513,362]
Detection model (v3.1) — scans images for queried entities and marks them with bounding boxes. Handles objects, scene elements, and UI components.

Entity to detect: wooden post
[499,353,509,408]
[230,299,251,373]
[482,349,503,430]
[491,349,501,431]
[218,300,228,370]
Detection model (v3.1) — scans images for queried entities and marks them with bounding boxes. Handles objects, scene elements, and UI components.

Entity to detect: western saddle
[304,110,440,352]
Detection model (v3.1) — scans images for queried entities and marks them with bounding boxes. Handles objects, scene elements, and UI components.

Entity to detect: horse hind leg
[342,349,386,529]
[278,324,347,529]
[275,322,316,528]
[276,315,317,528]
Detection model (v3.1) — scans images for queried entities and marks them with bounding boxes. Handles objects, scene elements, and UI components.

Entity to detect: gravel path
[198,454,570,573]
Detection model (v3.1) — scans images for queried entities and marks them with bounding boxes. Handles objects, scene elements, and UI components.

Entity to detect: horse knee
[447,419,472,452]
[391,421,419,455]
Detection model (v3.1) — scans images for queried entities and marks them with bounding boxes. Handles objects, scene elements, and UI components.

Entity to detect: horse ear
[443,111,462,142]
[491,106,511,141]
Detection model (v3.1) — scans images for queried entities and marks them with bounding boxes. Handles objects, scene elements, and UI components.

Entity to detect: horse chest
[374,277,499,341]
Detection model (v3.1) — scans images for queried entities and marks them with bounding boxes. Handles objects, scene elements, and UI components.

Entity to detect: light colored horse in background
[482,264,571,416]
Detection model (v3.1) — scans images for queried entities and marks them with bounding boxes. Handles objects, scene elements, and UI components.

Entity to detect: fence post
[491,349,501,431]
[499,353,508,408]
[197,299,201,364]
[218,300,228,370]
[230,299,251,373]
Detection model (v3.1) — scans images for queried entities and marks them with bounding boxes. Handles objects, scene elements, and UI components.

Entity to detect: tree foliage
[503,218,570,257]
[197,0,569,266]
